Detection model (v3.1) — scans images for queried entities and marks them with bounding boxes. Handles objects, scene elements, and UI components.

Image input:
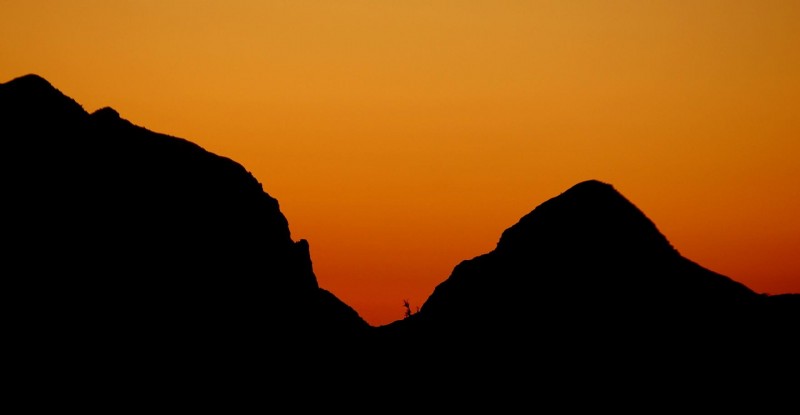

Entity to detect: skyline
[3,1,798,326]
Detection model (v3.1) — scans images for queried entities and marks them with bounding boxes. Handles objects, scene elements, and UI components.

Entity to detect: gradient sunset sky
[3,1,798,326]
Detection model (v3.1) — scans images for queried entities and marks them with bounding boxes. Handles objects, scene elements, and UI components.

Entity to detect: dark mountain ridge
[375,181,796,351]
[419,179,757,321]
[3,74,797,386]
[2,74,370,362]
[385,179,790,330]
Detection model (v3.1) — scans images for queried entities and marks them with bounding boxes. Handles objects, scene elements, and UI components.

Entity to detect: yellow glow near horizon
[3,1,799,325]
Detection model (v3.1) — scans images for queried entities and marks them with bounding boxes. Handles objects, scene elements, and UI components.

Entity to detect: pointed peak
[567,179,615,191]
[561,179,622,199]
[496,180,676,256]
[543,180,638,214]
[5,73,55,90]
[0,73,87,119]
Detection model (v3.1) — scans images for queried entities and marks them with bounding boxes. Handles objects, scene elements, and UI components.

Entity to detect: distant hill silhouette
[2,74,797,396]
[375,182,798,365]
[367,181,799,398]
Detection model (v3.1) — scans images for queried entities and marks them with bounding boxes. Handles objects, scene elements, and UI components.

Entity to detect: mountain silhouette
[400,180,758,328]
[1,74,370,371]
[3,74,797,397]
[375,181,798,368]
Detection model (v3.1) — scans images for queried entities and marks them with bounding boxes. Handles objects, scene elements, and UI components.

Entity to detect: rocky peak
[0,73,87,122]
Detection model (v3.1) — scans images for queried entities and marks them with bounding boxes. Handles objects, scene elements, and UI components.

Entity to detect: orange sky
[3,1,799,326]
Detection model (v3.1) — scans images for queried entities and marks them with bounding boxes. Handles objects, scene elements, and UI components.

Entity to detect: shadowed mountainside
[1,74,370,363]
[3,75,798,389]
[370,181,799,387]
[379,181,797,343]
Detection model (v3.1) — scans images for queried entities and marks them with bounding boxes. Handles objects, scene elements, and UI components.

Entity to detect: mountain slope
[1,74,370,362]
[377,180,796,354]
[3,74,797,389]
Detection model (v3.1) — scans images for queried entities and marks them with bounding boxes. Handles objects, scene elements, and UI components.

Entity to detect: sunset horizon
[3,1,799,327]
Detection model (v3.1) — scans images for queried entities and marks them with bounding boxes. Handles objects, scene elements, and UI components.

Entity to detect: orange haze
[3,1,798,326]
